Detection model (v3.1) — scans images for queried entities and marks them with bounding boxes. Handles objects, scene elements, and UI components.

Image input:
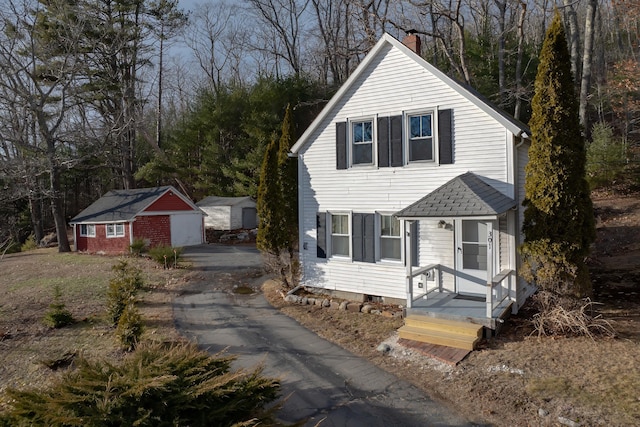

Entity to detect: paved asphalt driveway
[175,244,475,427]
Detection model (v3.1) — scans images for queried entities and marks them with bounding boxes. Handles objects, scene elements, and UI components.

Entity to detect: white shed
[196,196,258,230]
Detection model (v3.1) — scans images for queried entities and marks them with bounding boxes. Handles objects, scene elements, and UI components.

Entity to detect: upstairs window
[380,215,401,260]
[106,223,125,238]
[80,224,95,237]
[331,214,350,257]
[408,113,434,162]
[351,120,373,165]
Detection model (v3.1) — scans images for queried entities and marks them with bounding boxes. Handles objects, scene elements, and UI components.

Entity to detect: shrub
[106,260,144,325]
[116,303,143,351]
[148,245,183,268]
[1,341,281,427]
[43,285,74,328]
[129,238,148,256]
[586,122,626,188]
[20,235,38,252]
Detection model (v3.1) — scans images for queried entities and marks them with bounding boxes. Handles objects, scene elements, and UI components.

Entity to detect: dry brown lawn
[1,190,639,426]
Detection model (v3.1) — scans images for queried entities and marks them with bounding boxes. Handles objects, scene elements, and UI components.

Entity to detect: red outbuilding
[70,186,206,255]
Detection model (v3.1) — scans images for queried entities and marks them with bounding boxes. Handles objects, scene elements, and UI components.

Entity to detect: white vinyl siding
[297,42,514,300]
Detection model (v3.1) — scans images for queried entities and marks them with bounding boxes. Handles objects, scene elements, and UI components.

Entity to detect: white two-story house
[290,33,534,344]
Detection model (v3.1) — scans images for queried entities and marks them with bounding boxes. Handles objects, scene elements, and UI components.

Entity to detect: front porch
[407,291,513,330]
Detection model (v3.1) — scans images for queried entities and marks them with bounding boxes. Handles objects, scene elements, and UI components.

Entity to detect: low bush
[43,285,74,328]
[148,245,183,268]
[106,260,144,326]
[116,303,143,351]
[20,235,38,252]
[1,341,281,427]
[129,238,148,256]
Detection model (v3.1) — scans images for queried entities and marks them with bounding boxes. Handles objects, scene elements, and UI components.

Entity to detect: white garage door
[171,213,203,247]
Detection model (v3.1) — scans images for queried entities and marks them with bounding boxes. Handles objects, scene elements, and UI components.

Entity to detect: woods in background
[0,0,638,251]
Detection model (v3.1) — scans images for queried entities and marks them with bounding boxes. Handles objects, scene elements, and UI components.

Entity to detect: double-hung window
[380,215,401,261]
[331,214,350,257]
[351,120,373,165]
[80,224,95,237]
[106,223,125,238]
[408,112,434,162]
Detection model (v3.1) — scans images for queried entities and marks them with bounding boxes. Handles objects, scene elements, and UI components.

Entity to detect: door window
[461,220,487,270]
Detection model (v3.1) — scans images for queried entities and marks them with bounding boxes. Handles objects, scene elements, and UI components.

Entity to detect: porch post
[486,221,494,318]
[405,220,413,309]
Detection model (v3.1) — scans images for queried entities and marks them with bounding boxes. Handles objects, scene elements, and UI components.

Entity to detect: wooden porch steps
[398,315,484,351]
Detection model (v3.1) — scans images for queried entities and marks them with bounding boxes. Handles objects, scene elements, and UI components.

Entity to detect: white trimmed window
[380,215,401,260]
[330,214,350,257]
[351,119,374,165]
[106,223,125,238]
[407,112,434,162]
[80,224,95,237]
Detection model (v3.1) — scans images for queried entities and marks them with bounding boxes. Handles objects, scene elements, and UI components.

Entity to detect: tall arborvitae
[256,136,285,256]
[521,11,596,298]
[278,104,298,256]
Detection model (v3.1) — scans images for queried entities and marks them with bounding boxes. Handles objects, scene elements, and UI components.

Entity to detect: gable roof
[291,33,529,154]
[196,196,255,207]
[70,186,198,224]
[395,172,516,218]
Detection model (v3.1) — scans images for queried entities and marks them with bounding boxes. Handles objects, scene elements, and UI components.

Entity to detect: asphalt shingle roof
[395,172,516,218]
[70,186,173,223]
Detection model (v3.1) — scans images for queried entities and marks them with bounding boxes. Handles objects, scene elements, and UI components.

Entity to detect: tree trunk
[49,165,71,252]
[514,1,527,120]
[562,0,581,84]
[494,0,507,105]
[579,0,598,134]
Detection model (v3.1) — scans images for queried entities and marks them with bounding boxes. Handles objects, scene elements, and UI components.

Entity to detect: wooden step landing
[398,315,484,351]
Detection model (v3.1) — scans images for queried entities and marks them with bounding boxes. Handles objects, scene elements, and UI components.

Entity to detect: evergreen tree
[278,104,298,256]
[521,11,596,298]
[256,136,285,257]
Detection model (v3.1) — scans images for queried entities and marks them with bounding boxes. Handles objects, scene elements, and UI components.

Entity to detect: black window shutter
[336,121,347,170]
[363,213,375,263]
[353,213,374,263]
[438,109,453,164]
[317,213,326,258]
[377,116,390,167]
[411,221,419,267]
[352,213,363,261]
[390,115,403,167]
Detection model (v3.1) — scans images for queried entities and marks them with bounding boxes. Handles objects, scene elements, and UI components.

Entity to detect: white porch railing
[487,269,515,318]
[406,263,443,307]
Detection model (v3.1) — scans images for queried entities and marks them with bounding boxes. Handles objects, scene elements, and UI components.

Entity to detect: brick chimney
[402,31,421,56]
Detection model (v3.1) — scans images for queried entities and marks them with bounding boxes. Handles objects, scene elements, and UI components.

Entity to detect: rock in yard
[558,417,580,427]
[339,301,348,310]
[330,300,340,310]
[347,302,363,313]
[361,304,373,314]
[322,299,330,307]
[301,296,308,305]
[285,294,298,303]
[377,343,391,354]
[538,408,549,418]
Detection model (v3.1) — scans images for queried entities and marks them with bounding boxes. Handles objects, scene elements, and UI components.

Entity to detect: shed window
[106,223,125,238]
[80,224,95,237]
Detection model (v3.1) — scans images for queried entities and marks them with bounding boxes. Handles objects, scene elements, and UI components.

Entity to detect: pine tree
[256,136,285,257]
[521,11,596,298]
[278,104,298,256]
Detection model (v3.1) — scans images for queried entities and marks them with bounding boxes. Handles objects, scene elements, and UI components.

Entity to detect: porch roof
[395,172,516,218]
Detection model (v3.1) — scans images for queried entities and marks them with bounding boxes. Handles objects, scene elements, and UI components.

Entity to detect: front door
[455,220,493,297]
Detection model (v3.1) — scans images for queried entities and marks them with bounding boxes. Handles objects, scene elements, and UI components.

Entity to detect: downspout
[405,220,414,309]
